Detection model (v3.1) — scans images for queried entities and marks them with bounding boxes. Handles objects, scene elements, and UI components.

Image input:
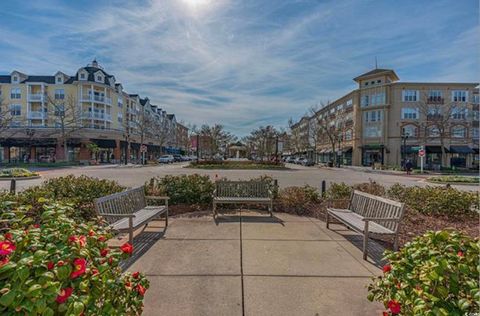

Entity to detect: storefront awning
[401,145,420,154]
[342,146,353,153]
[0,138,57,147]
[362,144,384,150]
[90,139,117,148]
[449,146,474,154]
[425,146,449,154]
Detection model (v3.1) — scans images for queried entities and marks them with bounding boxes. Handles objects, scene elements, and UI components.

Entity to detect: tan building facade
[291,68,479,169]
[0,60,188,163]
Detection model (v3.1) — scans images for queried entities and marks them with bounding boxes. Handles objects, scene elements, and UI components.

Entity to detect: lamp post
[26,128,35,163]
[401,133,409,170]
[123,133,129,165]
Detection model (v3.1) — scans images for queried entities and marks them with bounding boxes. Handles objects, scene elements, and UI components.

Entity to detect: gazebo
[228,142,247,159]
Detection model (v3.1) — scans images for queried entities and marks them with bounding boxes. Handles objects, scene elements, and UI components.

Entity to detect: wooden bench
[213,180,274,217]
[326,190,405,260]
[94,186,169,245]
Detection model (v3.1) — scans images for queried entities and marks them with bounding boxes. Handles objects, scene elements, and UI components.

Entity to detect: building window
[10,88,21,99]
[12,76,18,82]
[428,90,443,102]
[402,125,418,137]
[377,80,381,83]
[344,129,353,141]
[361,95,369,107]
[473,110,480,121]
[56,76,63,84]
[428,126,440,137]
[80,73,86,80]
[346,99,353,108]
[54,89,65,100]
[402,90,418,102]
[401,107,419,119]
[117,113,123,123]
[473,95,480,104]
[451,107,467,120]
[473,128,479,138]
[365,126,382,138]
[97,75,102,82]
[9,104,21,116]
[452,126,466,138]
[365,110,383,122]
[54,104,65,117]
[452,90,467,102]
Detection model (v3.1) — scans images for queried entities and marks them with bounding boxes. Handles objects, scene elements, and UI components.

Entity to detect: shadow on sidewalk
[120,226,167,271]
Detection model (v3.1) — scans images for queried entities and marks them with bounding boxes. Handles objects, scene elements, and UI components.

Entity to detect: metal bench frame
[326,190,405,260]
[213,180,274,217]
[94,186,169,245]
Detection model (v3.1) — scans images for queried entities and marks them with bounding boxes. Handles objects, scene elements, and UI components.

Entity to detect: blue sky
[0,0,478,136]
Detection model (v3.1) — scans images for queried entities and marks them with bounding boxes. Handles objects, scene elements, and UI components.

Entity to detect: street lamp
[26,128,35,163]
[401,133,409,170]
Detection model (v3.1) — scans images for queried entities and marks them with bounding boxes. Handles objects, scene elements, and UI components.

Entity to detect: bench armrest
[146,196,170,200]
[100,213,135,218]
[362,217,400,222]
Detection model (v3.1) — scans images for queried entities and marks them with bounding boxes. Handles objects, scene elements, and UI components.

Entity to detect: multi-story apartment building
[291,68,479,169]
[0,60,188,163]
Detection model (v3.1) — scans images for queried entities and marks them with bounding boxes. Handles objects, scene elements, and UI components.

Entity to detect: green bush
[0,168,38,178]
[387,184,479,216]
[368,230,479,315]
[146,174,215,205]
[0,202,149,315]
[428,175,479,184]
[325,182,352,199]
[189,160,287,169]
[2,176,125,221]
[277,185,320,215]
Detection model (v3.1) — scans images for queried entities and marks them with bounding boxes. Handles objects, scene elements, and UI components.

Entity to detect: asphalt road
[2,163,477,192]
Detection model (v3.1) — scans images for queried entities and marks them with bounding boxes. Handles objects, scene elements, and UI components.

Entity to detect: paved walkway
[125,211,385,315]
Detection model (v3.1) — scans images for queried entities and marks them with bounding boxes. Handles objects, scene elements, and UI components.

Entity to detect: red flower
[108,257,114,265]
[136,284,146,296]
[91,268,99,276]
[387,300,401,315]
[457,251,464,257]
[88,230,95,237]
[47,261,55,270]
[78,236,87,247]
[70,258,87,279]
[383,312,389,316]
[98,236,107,242]
[57,260,65,267]
[120,243,133,255]
[382,264,391,273]
[0,241,16,255]
[68,235,78,243]
[33,224,40,228]
[100,248,109,257]
[0,257,9,267]
[125,281,132,289]
[56,287,73,304]
[132,271,140,279]
[4,233,12,240]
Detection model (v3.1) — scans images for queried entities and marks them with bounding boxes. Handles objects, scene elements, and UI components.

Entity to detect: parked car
[181,155,190,161]
[173,154,183,162]
[294,157,303,164]
[158,155,174,163]
[285,156,295,163]
[302,159,315,166]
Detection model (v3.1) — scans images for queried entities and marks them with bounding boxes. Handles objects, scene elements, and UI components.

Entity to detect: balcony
[28,93,45,102]
[81,95,112,105]
[28,111,48,119]
[426,97,444,104]
[82,112,112,121]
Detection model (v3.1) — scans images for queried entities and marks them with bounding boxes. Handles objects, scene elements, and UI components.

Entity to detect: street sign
[418,149,425,157]
[140,145,147,153]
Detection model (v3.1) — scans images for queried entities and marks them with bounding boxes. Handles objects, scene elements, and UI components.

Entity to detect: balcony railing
[28,93,45,102]
[81,95,112,105]
[82,112,112,120]
[426,97,444,104]
[28,111,47,119]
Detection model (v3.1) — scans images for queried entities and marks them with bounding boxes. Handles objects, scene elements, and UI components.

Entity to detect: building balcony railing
[426,97,444,104]
[82,112,112,121]
[80,95,112,105]
[28,111,48,119]
[28,93,45,102]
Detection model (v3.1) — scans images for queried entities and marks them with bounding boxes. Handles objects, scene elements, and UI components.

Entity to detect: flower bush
[146,174,215,205]
[386,184,479,216]
[0,202,149,315]
[368,230,479,315]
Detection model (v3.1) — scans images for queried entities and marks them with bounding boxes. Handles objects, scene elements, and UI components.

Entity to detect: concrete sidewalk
[126,211,385,315]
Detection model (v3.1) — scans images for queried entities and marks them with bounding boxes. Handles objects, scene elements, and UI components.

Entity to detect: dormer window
[13,76,18,83]
[79,72,86,80]
[56,76,63,84]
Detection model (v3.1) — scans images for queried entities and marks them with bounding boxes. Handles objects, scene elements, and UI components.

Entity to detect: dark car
[173,154,183,162]
[302,159,315,166]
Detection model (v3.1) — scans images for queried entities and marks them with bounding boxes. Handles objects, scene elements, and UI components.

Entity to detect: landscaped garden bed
[187,160,288,170]
[0,168,40,180]
[427,175,479,185]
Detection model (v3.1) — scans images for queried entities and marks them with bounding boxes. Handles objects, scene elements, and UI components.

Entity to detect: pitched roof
[353,68,399,82]
[21,76,56,84]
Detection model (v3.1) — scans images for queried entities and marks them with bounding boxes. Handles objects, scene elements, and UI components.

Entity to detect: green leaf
[0,290,15,307]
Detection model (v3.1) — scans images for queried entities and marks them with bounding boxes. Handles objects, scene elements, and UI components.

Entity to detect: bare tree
[244,125,279,159]
[416,92,469,167]
[288,117,308,154]
[199,124,235,157]
[45,94,83,161]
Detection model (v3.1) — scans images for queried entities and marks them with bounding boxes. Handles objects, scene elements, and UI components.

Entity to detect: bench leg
[326,211,330,229]
[129,217,134,246]
[165,200,169,227]
[393,234,399,251]
[213,202,217,218]
[269,201,273,217]
[363,221,369,260]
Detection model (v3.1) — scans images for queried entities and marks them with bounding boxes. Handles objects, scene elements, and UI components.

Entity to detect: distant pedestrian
[405,160,413,175]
